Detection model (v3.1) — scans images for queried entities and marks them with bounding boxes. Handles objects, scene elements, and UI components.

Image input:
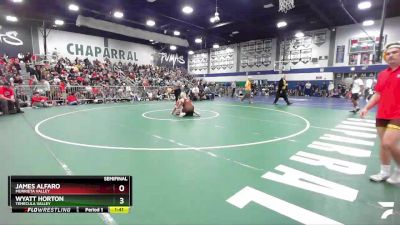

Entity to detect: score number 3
[118,185,126,205]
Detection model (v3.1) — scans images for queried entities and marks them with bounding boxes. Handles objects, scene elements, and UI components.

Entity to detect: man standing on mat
[273,75,292,105]
[173,81,181,102]
[360,41,400,184]
[231,81,236,98]
[350,75,364,113]
[241,77,253,104]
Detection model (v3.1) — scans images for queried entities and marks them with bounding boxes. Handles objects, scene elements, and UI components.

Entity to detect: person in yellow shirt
[241,77,253,104]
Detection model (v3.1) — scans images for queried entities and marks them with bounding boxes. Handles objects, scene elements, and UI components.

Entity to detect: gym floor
[0,96,398,225]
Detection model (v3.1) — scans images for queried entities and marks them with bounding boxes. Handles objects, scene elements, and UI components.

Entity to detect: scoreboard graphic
[8,176,132,213]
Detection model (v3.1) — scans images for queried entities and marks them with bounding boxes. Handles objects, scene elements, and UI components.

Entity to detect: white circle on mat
[35,104,310,151]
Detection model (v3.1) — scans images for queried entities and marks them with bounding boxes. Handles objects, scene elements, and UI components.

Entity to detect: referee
[360,41,400,184]
[273,75,292,105]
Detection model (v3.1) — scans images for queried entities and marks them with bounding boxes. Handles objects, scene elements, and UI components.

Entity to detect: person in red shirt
[0,81,23,114]
[31,91,49,108]
[360,41,400,184]
[67,92,79,105]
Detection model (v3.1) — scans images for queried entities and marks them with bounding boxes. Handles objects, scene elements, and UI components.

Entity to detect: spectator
[350,75,364,113]
[67,92,79,105]
[31,91,50,108]
[0,81,23,114]
[231,81,236,97]
[41,79,51,97]
[328,81,334,97]
[191,85,199,101]
[304,81,312,97]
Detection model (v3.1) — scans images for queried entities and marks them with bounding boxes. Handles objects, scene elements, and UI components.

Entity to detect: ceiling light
[295,32,304,38]
[188,50,194,55]
[55,19,64,26]
[149,40,154,42]
[358,1,371,10]
[350,67,356,71]
[182,6,193,14]
[213,13,220,23]
[170,45,177,50]
[173,30,180,36]
[68,4,79,11]
[264,3,274,8]
[147,0,157,2]
[362,20,374,26]
[195,38,202,44]
[6,15,18,22]
[113,11,124,18]
[277,21,287,28]
[232,31,239,34]
[210,0,220,23]
[11,0,23,3]
[146,19,156,26]
[213,43,220,49]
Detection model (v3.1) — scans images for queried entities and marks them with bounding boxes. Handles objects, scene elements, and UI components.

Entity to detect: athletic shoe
[355,108,360,112]
[287,102,293,105]
[386,170,400,184]
[350,109,356,113]
[273,102,277,105]
[370,173,390,182]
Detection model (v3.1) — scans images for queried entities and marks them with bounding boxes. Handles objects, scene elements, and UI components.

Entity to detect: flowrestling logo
[0,31,23,46]
[379,202,395,219]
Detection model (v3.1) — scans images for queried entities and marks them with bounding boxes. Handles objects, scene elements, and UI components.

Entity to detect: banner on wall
[349,36,386,53]
[349,54,358,65]
[155,51,186,68]
[0,24,33,57]
[300,49,312,64]
[65,43,139,61]
[302,35,312,48]
[256,40,263,52]
[313,31,327,46]
[360,53,371,65]
[210,45,235,72]
[291,38,302,49]
[188,50,208,74]
[336,45,345,63]
[290,50,300,64]
[241,39,272,70]
[39,29,156,64]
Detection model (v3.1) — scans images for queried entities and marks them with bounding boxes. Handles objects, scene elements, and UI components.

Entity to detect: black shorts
[376,119,400,130]
[351,93,359,100]
[184,111,194,117]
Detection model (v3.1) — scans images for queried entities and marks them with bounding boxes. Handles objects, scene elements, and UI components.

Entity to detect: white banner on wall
[201,72,334,83]
[38,29,156,64]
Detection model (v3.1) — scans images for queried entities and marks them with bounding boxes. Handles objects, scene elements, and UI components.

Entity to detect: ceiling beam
[76,15,189,47]
[303,0,334,29]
